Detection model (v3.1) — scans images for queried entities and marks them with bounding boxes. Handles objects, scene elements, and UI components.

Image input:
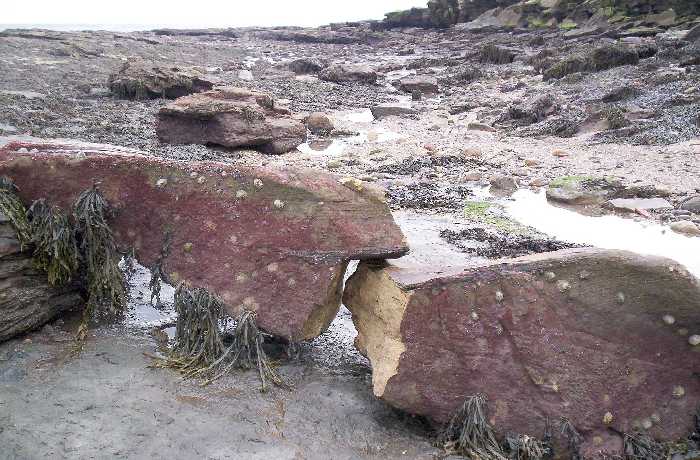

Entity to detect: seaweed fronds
[149,231,172,306]
[0,176,31,247]
[28,199,79,286]
[152,284,289,392]
[623,432,665,460]
[438,393,508,460]
[73,183,126,315]
[504,434,548,460]
[560,417,583,460]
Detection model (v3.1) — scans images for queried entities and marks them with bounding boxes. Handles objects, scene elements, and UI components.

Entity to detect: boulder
[344,247,700,454]
[398,75,439,94]
[0,138,408,341]
[108,59,215,100]
[0,215,82,343]
[546,176,621,205]
[156,87,307,154]
[304,112,334,136]
[288,57,327,75]
[370,104,417,119]
[319,64,378,84]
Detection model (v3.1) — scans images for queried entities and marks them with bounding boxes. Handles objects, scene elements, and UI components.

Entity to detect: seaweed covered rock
[156,87,306,154]
[108,59,215,100]
[344,248,700,455]
[319,64,377,84]
[0,213,82,342]
[543,44,640,80]
[0,138,408,341]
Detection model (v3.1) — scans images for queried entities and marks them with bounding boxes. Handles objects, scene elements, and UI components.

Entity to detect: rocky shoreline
[1,3,700,459]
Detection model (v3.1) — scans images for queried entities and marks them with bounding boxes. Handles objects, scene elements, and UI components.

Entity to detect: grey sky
[4,0,429,28]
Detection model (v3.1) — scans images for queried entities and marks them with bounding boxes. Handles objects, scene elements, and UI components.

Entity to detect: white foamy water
[504,189,700,277]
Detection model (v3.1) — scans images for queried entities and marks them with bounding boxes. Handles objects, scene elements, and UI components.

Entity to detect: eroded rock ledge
[0,214,82,342]
[0,137,408,341]
[344,248,700,454]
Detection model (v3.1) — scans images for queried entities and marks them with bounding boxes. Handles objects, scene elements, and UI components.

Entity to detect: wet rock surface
[344,248,700,455]
[0,216,83,342]
[156,87,307,154]
[0,138,407,341]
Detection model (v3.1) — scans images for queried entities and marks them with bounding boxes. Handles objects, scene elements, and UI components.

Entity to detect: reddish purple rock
[344,248,700,456]
[156,87,307,154]
[0,138,407,341]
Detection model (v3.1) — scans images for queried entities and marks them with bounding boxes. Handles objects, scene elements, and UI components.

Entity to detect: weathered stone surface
[0,216,82,343]
[370,104,417,119]
[398,75,438,94]
[344,248,700,454]
[319,64,377,84]
[108,59,215,100]
[156,87,307,154]
[0,138,408,341]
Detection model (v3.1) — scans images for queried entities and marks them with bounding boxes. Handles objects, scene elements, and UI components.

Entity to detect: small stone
[603,412,614,425]
[529,178,548,187]
[462,171,483,182]
[689,335,700,346]
[273,199,285,209]
[495,290,504,302]
[156,178,168,187]
[253,179,263,189]
[467,122,496,132]
[197,176,206,184]
[470,311,479,321]
[616,292,625,304]
[190,172,198,178]
[670,220,700,237]
[650,413,661,423]
[673,386,686,398]
[326,159,342,170]
[679,328,689,336]
[183,242,193,253]
[544,271,556,282]
[524,159,539,167]
[17,147,28,153]
[579,270,590,280]
[236,190,248,199]
[662,314,675,325]
[556,280,571,292]
[641,418,653,430]
[552,149,569,157]
[339,177,364,192]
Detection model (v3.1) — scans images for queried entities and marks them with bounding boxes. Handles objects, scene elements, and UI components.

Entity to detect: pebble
[689,335,700,346]
[552,149,569,157]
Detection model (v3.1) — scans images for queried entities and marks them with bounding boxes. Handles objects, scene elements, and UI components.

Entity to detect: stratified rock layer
[0,215,82,342]
[344,248,700,453]
[0,138,408,341]
[156,87,307,154]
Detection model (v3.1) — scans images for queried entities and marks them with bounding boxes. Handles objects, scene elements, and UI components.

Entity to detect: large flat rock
[0,137,408,341]
[344,247,700,455]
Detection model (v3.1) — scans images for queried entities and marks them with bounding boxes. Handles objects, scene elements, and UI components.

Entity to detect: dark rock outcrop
[108,59,215,100]
[0,138,408,341]
[156,87,306,154]
[0,214,82,343]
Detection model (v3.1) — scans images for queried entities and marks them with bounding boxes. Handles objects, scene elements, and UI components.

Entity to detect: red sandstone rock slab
[0,137,407,341]
[344,248,700,455]
[156,87,307,154]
